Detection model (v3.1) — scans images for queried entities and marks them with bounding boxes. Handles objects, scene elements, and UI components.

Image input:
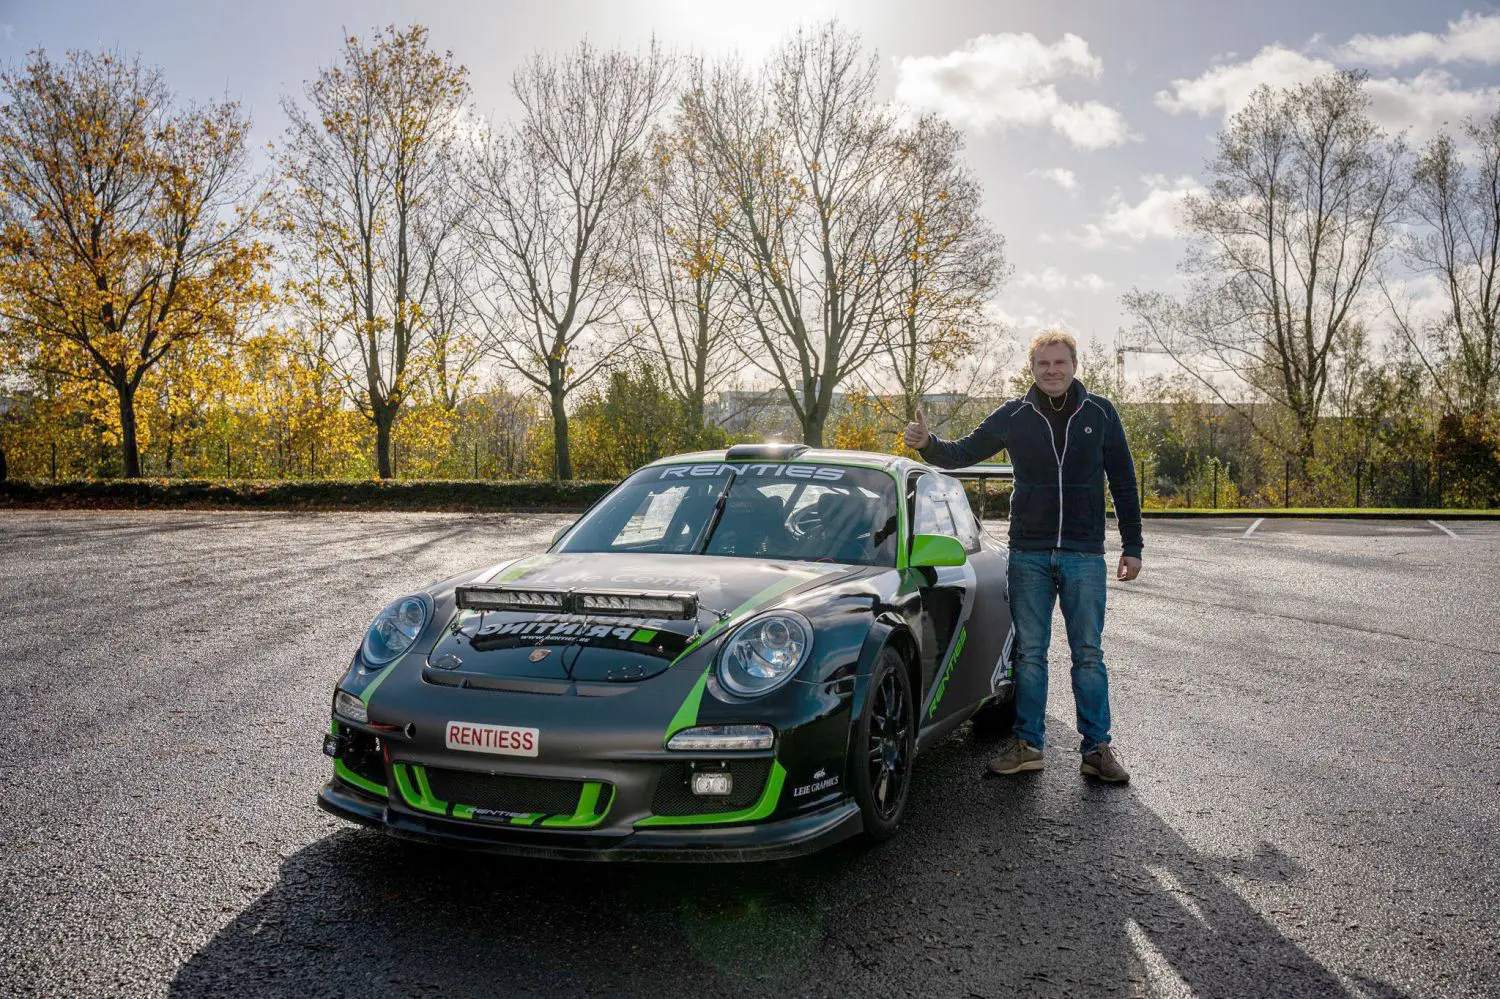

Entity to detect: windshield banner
[655,463,846,481]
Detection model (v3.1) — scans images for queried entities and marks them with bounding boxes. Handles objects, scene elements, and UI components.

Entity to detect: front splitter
[317,779,863,863]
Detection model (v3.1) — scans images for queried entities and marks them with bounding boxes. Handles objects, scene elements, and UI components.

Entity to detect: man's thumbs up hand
[903,409,931,450]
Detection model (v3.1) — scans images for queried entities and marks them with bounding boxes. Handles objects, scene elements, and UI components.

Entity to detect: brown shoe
[1080,743,1129,783]
[987,740,1044,775]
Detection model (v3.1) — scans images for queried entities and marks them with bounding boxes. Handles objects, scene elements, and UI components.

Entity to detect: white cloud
[1336,11,1500,67]
[1076,174,1204,249]
[895,33,1132,150]
[1156,44,1500,143]
[1363,70,1499,140]
[1017,266,1113,292]
[1156,45,1329,117]
[1028,167,1079,192]
[990,299,1076,333]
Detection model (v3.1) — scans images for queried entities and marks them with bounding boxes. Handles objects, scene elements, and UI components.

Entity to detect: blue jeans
[1008,549,1112,753]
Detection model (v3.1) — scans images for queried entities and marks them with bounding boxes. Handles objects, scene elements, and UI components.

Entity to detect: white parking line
[1428,520,1459,539]
[1243,518,1264,538]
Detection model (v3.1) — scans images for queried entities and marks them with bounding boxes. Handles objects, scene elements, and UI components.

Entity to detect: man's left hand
[1117,556,1142,581]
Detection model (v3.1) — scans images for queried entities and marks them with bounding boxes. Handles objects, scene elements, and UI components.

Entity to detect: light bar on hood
[454,585,699,620]
[455,586,568,613]
[573,590,698,620]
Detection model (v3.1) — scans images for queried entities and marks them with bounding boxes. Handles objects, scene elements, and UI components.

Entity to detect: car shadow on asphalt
[169,729,1412,999]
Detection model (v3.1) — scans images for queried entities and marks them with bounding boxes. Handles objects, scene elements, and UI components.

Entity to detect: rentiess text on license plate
[444,721,539,757]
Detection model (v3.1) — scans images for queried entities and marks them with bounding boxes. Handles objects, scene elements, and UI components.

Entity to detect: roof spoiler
[725,442,811,461]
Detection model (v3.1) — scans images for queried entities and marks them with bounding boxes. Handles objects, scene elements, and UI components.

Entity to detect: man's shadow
[170,720,1405,999]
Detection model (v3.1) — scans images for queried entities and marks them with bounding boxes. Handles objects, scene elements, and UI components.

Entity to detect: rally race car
[319,443,1016,861]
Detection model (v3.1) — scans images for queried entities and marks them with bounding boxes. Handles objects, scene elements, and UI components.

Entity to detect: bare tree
[683,23,908,446]
[0,49,268,477]
[875,114,1006,425]
[418,221,487,411]
[627,109,745,434]
[1393,107,1500,416]
[277,25,473,478]
[475,40,672,480]
[1124,72,1406,458]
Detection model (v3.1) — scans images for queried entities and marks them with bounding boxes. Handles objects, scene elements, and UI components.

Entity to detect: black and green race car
[319,443,1016,861]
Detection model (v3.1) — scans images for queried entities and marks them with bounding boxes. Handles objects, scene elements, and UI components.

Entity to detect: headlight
[717,611,813,696]
[361,595,429,666]
[667,724,776,751]
[333,689,368,724]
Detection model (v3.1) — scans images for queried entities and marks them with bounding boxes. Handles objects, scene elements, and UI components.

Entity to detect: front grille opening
[651,759,772,816]
[424,768,585,815]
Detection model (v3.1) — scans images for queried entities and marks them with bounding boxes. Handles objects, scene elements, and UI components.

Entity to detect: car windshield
[556,461,901,566]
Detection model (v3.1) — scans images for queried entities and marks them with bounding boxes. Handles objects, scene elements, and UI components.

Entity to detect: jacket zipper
[1029,390,1082,548]
[1056,409,1079,547]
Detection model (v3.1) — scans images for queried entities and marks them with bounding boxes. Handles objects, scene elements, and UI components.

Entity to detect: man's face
[1031,343,1076,397]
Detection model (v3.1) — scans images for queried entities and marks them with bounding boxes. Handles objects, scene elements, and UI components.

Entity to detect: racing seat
[706,488,786,557]
[804,490,877,563]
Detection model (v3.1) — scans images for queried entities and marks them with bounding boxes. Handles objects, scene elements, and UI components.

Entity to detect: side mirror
[550,522,574,547]
[909,533,967,567]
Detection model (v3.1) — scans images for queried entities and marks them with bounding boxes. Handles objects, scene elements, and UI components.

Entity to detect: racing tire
[968,695,1016,742]
[850,646,916,842]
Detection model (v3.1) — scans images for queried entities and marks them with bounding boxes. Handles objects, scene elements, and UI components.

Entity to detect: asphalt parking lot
[0,511,1495,998]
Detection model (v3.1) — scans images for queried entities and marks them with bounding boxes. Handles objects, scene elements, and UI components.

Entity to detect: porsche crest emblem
[528,647,551,662]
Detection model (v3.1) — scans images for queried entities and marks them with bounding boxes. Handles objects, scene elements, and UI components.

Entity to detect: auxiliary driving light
[666,724,775,751]
[691,772,733,796]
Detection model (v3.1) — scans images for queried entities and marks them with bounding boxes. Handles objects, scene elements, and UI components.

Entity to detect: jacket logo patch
[1084,426,1094,434]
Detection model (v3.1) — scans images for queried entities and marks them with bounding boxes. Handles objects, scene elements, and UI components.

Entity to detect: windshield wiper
[692,471,739,554]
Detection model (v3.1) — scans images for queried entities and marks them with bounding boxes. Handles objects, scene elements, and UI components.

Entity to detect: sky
[3,0,1499,380]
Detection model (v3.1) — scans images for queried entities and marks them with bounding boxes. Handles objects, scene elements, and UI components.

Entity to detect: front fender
[845,613,919,736]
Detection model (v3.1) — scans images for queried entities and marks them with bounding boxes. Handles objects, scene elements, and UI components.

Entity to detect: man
[904,329,1142,783]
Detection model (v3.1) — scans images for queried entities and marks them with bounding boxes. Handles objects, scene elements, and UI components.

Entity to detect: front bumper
[318,778,863,862]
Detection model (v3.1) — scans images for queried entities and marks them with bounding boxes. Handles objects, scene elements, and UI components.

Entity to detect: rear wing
[934,463,1013,522]
[942,463,1014,482]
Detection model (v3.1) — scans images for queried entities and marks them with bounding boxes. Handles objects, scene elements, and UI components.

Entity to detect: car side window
[914,472,982,553]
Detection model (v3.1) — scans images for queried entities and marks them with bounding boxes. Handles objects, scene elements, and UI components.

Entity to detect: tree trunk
[117,381,142,478]
[374,409,394,479]
[802,407,826,448]
[1297,418,1318,461]
[550,386,572,480]
[687,390,705,439]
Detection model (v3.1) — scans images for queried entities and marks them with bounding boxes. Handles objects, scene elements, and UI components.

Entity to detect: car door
[910,471,1013,732]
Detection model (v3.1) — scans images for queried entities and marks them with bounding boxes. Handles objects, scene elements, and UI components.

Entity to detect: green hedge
[0,478,616,512]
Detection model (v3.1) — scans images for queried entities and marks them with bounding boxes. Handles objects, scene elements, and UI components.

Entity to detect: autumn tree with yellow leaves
[276,25,476,479]
[0,49,270,477]
[877,115,1007,427]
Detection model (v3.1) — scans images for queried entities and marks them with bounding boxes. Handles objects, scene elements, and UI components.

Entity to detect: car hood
[424,552,853,685]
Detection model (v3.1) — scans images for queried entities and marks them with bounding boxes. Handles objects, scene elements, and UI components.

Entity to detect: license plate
[444,721,539,757]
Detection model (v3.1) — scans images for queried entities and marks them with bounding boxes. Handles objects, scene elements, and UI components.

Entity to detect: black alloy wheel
[850,646,915,841]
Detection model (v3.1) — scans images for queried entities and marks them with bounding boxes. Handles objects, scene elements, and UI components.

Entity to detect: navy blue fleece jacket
[918,381,1144,557]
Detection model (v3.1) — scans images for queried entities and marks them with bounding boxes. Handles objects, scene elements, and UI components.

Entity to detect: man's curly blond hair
[1028,328,1078,365]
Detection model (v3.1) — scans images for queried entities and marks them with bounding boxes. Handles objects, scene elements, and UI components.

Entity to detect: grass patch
[1142,506,1498,519]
